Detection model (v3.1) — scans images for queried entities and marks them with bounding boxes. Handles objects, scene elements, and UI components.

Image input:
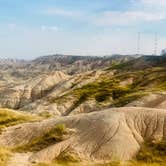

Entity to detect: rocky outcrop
[19,70,112,115]
[0,71,69,109]
[1,107,166,164]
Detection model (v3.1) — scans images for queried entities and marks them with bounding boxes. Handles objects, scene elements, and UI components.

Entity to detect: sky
[1,0,166,59]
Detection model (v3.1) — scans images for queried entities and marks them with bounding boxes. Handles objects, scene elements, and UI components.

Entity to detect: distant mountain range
[0,54,135,75]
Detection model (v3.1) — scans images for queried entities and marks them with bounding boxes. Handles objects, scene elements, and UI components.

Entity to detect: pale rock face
[119,78,133,87]
[70,99,103,115]
[1,107,166,164]
[0,71,69,109]
[18,70,113,115]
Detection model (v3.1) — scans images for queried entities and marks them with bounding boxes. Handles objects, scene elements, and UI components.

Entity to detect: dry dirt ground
[7,153,32,166]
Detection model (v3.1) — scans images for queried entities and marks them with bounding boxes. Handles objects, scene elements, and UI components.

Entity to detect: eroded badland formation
[1,54,166,166]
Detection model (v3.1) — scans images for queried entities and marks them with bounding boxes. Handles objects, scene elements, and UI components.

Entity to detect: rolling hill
[0,54,166,166]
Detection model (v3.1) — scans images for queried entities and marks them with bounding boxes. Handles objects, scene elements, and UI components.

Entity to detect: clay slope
[1,55,166,116]
[126,92,166,109]
[0,107,166,165]
[21,70,114,115]
[0,69,115,114]
[0,71,69,109]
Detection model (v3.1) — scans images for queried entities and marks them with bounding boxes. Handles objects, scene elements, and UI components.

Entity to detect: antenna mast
[137,32,141,55]
[154,33,158,55]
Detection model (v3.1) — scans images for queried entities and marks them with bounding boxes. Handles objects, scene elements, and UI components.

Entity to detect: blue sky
[0,0,166,59]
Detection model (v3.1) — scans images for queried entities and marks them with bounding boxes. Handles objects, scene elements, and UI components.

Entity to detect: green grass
[107,61,130,70]
[0,108,40,132]
[50,66,166,109]
[112,92,146,107]
[73,79,133,104]
[14,124,67,152]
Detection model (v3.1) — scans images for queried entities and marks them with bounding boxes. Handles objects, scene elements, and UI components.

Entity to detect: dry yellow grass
[0,147,11,166]
[0,108,41,132]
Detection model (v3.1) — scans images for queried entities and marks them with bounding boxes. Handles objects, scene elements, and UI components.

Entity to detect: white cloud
[140,0,166,8]
[90,0,166,27]
[41,25,59,31]
[91,10,166,26]
[132,0,166,11]
[41,4,166,27]
[42,8,80,17]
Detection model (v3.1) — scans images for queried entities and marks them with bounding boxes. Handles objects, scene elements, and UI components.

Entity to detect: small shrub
[95,91,110,102]
[112,92,145,107]
[73,79,121,103]
[108,62,129,70]
[136,141,166,164]
[112,88,131,100]
[56,151,81,163]
[38,111,52,118]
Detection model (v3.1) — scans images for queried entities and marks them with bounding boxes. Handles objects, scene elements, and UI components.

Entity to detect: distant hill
[111,55,166,70]
[30,54,135,74]
[0,54,135,86]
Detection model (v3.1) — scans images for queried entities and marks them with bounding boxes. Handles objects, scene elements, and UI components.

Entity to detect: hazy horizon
[1,0,166,59]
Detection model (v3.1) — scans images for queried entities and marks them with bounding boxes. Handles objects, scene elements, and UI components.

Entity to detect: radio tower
[137,32,141,55]
[154,33,158,55]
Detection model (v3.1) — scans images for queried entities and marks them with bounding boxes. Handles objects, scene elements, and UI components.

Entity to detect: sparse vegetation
[135,141,166,164]
[72,140,166,166]
[1,57,166,166]
[0,108,40,132]
[108,62,130,70]
[112,92,146,107]
[35,136,166,166]
[36,160,121,166]
[95,91,111,102]
[38,111,52,118]
[56,150,81,163]
[15,124,67,152]
[36,151,82,166]
[73,79,133,104]
[0,147,11,166]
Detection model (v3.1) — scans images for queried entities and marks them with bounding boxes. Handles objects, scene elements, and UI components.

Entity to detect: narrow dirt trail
[7,153,32,166]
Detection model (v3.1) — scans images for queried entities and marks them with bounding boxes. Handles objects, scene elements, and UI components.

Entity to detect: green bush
[112,88,131,100]
[95,91,110,102]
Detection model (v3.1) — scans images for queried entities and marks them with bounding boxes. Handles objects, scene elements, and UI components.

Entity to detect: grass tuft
[0,108,40,132]
[0,147,11,166]
[14,124,67,152]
